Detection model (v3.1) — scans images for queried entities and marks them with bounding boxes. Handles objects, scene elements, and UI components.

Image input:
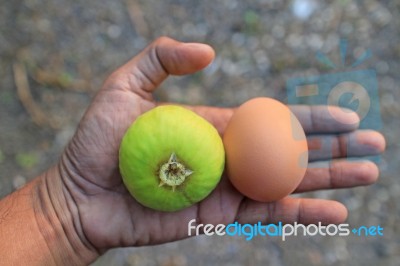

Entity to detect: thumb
[104,36,215,94]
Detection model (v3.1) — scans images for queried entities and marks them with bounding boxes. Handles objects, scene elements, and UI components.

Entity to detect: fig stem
[159,153,193,192]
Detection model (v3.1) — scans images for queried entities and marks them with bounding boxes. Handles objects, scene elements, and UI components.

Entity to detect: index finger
[289,105,360,133]
[187,104,360,136]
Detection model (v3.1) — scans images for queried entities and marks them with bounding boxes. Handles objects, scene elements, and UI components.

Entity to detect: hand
[49,37,385,260]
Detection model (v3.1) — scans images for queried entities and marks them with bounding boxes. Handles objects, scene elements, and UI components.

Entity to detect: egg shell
[223,97,308,202]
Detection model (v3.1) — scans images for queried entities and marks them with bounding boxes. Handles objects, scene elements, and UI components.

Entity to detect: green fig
[119,105,225,212]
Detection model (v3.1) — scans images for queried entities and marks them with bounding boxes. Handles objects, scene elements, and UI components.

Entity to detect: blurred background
[0,0,399,265]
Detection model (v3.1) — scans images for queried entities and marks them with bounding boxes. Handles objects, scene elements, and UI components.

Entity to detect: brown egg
[223,97,308,202]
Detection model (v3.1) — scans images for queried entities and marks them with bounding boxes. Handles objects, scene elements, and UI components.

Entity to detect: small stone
[340,21,354,36]
[107,25,122,39]
[13,175,26,190]
[376,61,389,74]
[159,255,187,266]
[292,0,317,20]
[376,188,389,203]
[271,24,285,39]
[367,199,381,213]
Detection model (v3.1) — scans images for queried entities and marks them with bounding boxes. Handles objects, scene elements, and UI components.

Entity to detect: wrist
[32,165,100,265]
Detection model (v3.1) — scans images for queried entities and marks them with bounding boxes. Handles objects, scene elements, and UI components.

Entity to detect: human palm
[58,37,385,253]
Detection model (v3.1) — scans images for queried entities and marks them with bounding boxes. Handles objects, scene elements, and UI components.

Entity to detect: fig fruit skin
[119,105,225,212]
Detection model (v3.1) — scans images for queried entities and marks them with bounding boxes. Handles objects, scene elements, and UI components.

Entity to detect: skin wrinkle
[102,75,151,102]
[195,202,203,233]
[268,200,280,224]
[133,216,149,247]
[70,164,119,194]
[43,170,83,265]
[129,70,156,98]
[111,91,151,136]
[155,212,168,244]
[33,178,58,265]
[132,206,173,246]
[325,163,334,188]
[218,182,227,223]
[129,42,167,95]
[62,150,93,195]
[61,178,95,259]
[154,41,169,79]
[90,115,113,154]
[0,197,12,224]
[222,178,242,223]
[169,214,188,241]
[313,106,329,133]
[328,161,338,189]
[111,117,119,153]
[139,99,156,117]
[338,134,348,158]
[128,204,138,246]
[264,201,280,223]
[62,145,121,193]
[56,181,94,264]
[57,163,100,256]
[67,136,93,175]
[60,149,128,253]
[152,211,167,245]
[212,108,234,136]
[234,196,246,223]
[242,202,260,222]
[295,199,303,224]
[104,69,145,99]
[336,163,346,188]
[212,184,224,224]
[309,105,317,133]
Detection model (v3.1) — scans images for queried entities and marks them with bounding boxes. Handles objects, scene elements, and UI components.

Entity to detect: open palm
[57,37,385,254]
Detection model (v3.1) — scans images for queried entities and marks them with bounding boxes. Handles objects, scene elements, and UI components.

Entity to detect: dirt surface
[1,1,399,265]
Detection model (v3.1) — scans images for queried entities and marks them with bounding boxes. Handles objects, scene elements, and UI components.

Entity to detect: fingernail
[328,106,360,126]
[355,131,386,154]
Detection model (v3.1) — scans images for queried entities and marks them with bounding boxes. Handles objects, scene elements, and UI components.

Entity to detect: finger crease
[338,134,348,158]
[266,202,277,224]
[134,68,157,93]
[154,45,168,78]
[309,106,316,132]
[328,161,336,188]
[297,200,304,223]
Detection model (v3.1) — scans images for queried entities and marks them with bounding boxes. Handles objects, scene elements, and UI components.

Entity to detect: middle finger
[294,160,379,193]
[307,129,385,161]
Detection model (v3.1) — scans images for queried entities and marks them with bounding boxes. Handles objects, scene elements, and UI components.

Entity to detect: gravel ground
[1,0,399,265]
